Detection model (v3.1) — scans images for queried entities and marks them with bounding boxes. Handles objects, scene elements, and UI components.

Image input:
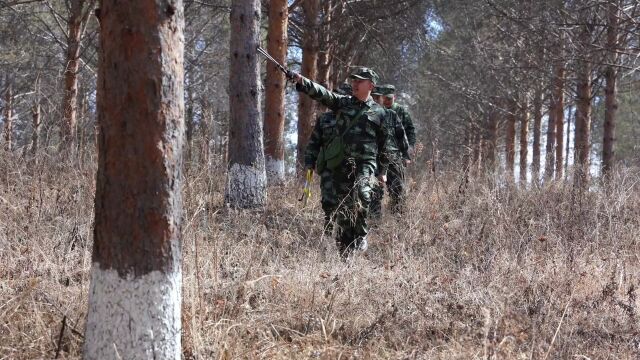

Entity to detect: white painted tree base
[265,157,286,185]
[225,162,267,208]
[84,265,181,360]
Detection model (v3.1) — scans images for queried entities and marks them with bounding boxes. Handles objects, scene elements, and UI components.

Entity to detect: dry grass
[1,150,640,359]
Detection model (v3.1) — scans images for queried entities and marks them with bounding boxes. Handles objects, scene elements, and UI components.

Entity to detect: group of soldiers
[289,67,416,258]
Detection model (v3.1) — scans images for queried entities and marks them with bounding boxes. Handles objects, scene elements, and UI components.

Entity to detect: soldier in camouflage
[304,83,352,235]
[381,85,416,153]
[291,67,390,257]
[370,85,411,216]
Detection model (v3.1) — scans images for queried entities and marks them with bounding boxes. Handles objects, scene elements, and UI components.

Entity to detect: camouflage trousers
[319,168,337,234]
[332,161,375,255]
[370,159,406,217]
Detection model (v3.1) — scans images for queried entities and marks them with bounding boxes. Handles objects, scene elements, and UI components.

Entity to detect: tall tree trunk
[574,25,593,189]
[565,104,573,180]
[31,101,41,157]
[602,1,619,179]
[264,0,288,184]
[296,0,320,169]
[226,0,267,208]
[316,0,333,89]
[519,98,529,185]
[505,99,516,182]
[553,63,565,180]
[484,103,499,173]
[84,1,185,358]
[544,89,556,182]
[3,85,12,151]
[61,0,85,147]
[185,83,195,165]
[531,88,542,185]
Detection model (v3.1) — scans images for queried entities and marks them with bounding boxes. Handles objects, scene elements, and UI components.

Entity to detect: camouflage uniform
[296,71,389,255]
[370,85,412,215]
[391,103,416,149]
[304,84,352,234]
[304,111,339,234]
[370,108,410,216]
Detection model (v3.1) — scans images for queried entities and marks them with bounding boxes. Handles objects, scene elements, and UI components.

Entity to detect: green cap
[334,82,352,95]
[373,84,395,97]
[348,67,379,84]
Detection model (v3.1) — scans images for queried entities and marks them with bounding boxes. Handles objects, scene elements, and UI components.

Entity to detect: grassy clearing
[1,152,639,359]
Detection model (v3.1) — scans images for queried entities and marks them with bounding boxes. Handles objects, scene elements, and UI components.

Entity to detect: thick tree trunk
[3,85,12,151]
[553,63,565,180]
[518,98,529,185]
[226,0,267,208]
[505,99,516,182]
[531,88,542,184]
[602,2,619,178]
[264,0,288,184]
[296,0,320,169]
[574,53,592,188]
[544,89,556,182]
[84,1,185,359]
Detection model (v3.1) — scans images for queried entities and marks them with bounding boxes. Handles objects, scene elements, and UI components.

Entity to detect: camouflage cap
[371,85,396,97]
[334,82,352,95]
[348,67,380,84]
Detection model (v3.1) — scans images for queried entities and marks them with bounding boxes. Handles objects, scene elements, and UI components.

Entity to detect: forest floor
[1,153,640,359]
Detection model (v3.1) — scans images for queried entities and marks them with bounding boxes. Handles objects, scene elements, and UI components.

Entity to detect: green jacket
[304,111,337,170]
[391,103,416,147]
[383,108,410,161]
[297,78,390,175]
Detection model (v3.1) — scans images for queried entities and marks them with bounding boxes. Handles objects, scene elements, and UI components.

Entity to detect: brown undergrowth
[1,151,639,359]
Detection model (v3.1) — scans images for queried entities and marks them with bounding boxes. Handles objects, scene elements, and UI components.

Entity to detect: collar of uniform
[350,95,373,108]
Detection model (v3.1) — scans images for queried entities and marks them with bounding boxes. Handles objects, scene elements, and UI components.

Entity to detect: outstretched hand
[286,70,301,83]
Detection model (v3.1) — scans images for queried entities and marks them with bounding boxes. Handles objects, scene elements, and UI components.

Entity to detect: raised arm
[294,76,349,111]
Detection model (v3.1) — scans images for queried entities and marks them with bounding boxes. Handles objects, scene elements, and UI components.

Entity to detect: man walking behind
[370,84,411,216]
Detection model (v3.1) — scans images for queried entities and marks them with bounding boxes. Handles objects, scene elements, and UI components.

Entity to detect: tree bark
[565,104,573,180]
[264,0,288,184]
[61,0,87,147]
[296,0,320,170]
[544,88,556,182]
[574,25,593,189]
[3,85,12,151]
[553,63,565,180]
[505,99,516,182]
[484,103,499,173]
[602,1,619,179]
[531,88,542,185]
[316,0,334,89]
[226,0,267,208]
[185,82,195,165]
[31,101,41,157]
[518,98,529,185]
[84,1,184,358]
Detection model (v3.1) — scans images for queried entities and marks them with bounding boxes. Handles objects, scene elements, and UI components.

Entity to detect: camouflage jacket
[391,103,416,147]
[296,77,389,176]
[383,109,410,161]
[304,111,337,169]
